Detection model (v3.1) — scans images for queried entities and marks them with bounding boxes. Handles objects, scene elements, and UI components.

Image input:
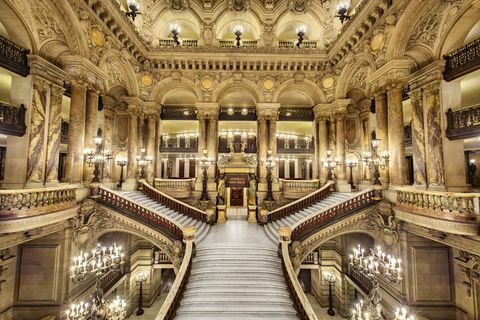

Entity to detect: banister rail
[98,186,184,241]
[444,37,480,81]
[291,189,376,241]
[0,185,77,219]
[156,240,194,320]
[142,181,213,224]
[281,241,318,320]
[394,186,480,221]
[153,178,195,194]
[262,181,334,223]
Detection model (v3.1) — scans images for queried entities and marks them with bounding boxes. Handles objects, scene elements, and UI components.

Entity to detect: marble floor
[307,294,349,319]
[126,292,168,319]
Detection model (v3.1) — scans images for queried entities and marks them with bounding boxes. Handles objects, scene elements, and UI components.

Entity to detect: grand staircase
[121,191,210,242]
[175,220,299,320]
[264,191,355,243]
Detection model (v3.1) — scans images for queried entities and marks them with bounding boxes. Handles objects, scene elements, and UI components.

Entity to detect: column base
[428,183,446,191]
[248,205,257,223]
[217,205,227,223]
[413,183,427,190]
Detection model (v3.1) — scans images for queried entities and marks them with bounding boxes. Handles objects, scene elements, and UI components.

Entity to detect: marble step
[174,314,299,320]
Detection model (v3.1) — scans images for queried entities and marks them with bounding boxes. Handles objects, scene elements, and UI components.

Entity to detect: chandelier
[65,301,90,320]
[84,134,113,183]
[136,147,153,179]
[105,296,128,320]
[321,149,340,180]
[71,243,125,284]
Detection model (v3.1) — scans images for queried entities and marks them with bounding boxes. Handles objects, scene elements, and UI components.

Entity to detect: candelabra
[363,138,390,187]
[394,307,415,320]
[171,24,181,46]
[324,272,336,316]
[321,150,340,181]
[84,134,113,183]
[264,149,275,202]
[296,25,306,48]
[105,296,127,320]
[346,159,359,189]
[136,272,147,316]
[65,301,90,320]
[336,2,351,24]
[197,149,214,201]
[349,244,402,319]
[234,25,243,48]
[125,0,141,21]
[351,300,369,320]
[136,147,153,180]
[116,156,127,188]
[70,243,125,284]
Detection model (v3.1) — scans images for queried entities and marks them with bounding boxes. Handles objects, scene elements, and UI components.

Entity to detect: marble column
[45,85,64,186]
[335,114,347,181]
[207,113,218,181]
[424,84,445,189]
[155,114,162,178]
[312,120,319,179]
[318,117,328,184]
[268,115,278,181]
[329,117,336,155]
[65,82,87,184]
[387,85,407,186]
[257,115,268,183]
[102,98,115,183]
[83,89,99,184]
[145,115,157,183]
[375,92,389,184]
[409,89,427,187]
[360,109,371,184]
[138,111,145,149]
[126,106,139,183]
[197,113,207,177]
[26,79,49,187]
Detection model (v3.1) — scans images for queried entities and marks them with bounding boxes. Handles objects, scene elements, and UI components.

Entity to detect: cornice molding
[408,60,445,91]
[28,55,67,88]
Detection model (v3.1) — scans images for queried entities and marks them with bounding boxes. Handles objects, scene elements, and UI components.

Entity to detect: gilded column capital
[29,55,66,87]
[61,55,106,95]
[195,102,220,120]
[32,76,51,91]
[50,84,66,98]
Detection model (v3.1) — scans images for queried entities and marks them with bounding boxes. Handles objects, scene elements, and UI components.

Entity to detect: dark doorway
[289,161,295,179]
[189,160,196,178]
[230,188,243,206]
[179,159,185,178]
[406,156,414,185]
[278,160,285,179]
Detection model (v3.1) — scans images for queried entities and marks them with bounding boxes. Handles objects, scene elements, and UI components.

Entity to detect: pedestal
[217,205,227,223]
[248,205,257,223]
[335,181,352,192]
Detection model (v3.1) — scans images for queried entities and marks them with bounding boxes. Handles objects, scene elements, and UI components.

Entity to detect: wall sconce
[125,0,141,21]
[170,24,181,46]
[234,25,244,48]
[296,25,306,48]
[336,2,351,24]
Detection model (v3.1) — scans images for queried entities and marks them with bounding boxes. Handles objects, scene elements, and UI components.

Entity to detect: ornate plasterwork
[31,0,67,44]
[168,0,189,11]
[456,251,480,297]
[406,1,449,49]
[229,0,250,11]
[72,200,184,271]
[288,0,310,13]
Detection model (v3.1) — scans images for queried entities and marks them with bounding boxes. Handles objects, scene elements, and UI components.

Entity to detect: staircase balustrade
[0,185,77,218]
[395,187,480,221]
[98,186,184,241]
[281,241,318,320]
[156,240,194,320]
[280,179,320,192]
[347,265,373,294]
[291,189,375,241]
[154,178,195,194]
[263,181,334,223]
[142,181,213,224]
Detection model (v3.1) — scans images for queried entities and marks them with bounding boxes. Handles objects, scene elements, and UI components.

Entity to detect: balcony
[160,135,198,153]
[445,104,480,140]
[219,40,258,48]
[277,136,314,154]
[278,40,317,49]
[0,35,29,77]
[0,103,27,137]
[218,135,257,154]
[160,106,197,120]
[444,37,480,81]
[159,39,198,48]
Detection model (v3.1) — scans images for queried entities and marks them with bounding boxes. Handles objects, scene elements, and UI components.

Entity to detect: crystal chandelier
[65,301,90,320]
[71,243,125,284]
[394,307,415,320]
[105,296,128,320]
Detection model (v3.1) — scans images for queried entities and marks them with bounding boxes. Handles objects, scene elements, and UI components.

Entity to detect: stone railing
[160,135,198,153]
[445,105,480,140]
[281,241,318,320]
[0,103,27,137]
[278,40,317,49]
[280,179,320,193]
[0,185,77,219]
[262,182,334,223]
[98,186,184,241]
[0,35,29,77]
[159,39,198,48]
[218,40,258,48]
[291,189,376,241]
[395,187,480,221]
[444,37,480,81]
[142,181,213,224]
[302,251,319,265]
[156,240,193,320]
[154,178,195,198]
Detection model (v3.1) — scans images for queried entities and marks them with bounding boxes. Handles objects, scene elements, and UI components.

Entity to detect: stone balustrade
[280,179,320,193]
[278,40,317,49]
[395,187,480,221]
[218,40,258,48]
[159,39,198,48]
[153,178,195,198]
[0,185,77,219]
[281,241,318,320]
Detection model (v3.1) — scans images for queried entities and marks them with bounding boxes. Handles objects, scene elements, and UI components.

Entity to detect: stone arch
[149,77,201,104]
[273,79,326,105]
[99,51,139,97]
[336,54,376,99]
[0,0,38,52]
[213,79,263,103]
[274,11,324,43]
[149,7,202,44]
[214,10,263,40]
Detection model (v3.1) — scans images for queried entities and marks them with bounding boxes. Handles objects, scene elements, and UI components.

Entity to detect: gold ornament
[91,27,105,47]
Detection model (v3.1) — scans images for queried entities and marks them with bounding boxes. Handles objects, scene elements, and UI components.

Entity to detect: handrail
[153,178,195,191]
[263,181,334,223]
[142,181,212,223]
[0,185,77,219]
[394,186,480,220]
[291,188,375,241]
[281,241,318,320]
[98,186,184,241]
[156,240,193,320]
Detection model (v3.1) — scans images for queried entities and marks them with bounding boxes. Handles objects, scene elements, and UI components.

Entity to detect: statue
[217,175,226,205]
[248,174,257,206]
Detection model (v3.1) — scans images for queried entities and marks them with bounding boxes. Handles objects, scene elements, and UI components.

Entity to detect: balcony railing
[445,105,480,140]
[161,106,197,120]
[0,185,77,219]
[0,103,27,137]
[444,37,480,81]
[347,266,373,294]
[153,178,195,199]
[219,40,258,48]
[160,135,198,153]
[0,35,29,77]
[280,179,320,198]
[278,40,317,49]
[395,187,480,221]
[159,39,198,48]
[277,136,314,154]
